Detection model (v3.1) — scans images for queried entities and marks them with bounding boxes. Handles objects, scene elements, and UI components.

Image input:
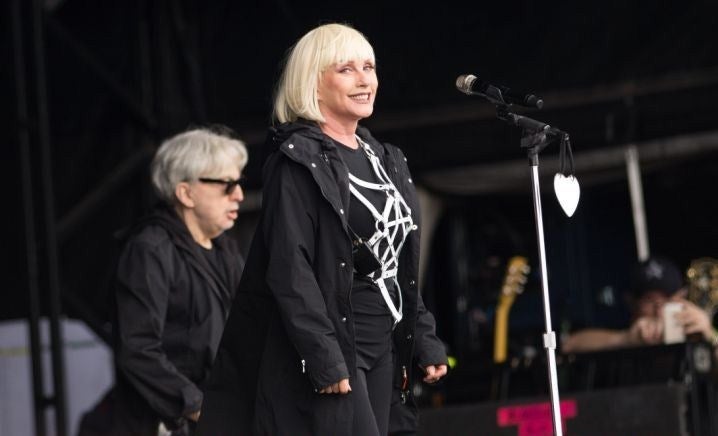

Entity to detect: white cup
[662,301,685,344]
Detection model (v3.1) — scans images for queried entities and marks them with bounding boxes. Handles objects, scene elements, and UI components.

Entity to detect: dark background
[3,0,718,405]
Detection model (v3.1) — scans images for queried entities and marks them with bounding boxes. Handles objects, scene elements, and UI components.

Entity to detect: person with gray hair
[109,127,248,435]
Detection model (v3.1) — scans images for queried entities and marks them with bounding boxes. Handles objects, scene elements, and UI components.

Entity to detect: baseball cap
[629,256,683,297]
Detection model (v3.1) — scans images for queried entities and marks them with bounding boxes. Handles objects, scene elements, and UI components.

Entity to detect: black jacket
[197,121,446,436]
[112,205,243,435]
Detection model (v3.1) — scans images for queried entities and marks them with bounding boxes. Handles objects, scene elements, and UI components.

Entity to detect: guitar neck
[493,295,516,363]
[492,256,529,364]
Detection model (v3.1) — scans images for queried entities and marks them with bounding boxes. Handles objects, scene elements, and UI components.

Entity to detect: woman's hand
[319,378,352,394]
[422,364,448,384]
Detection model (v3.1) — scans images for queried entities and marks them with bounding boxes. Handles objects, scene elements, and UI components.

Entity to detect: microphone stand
[494,101,565,436]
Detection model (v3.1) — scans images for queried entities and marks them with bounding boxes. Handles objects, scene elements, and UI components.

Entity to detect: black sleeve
[114,237,202,420]
[262,157,348,390]
[414,291,449,367]
[391,145,448,368]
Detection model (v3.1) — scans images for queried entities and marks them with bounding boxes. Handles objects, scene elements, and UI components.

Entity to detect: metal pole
[529,156,563,436]
[10,0,47,433]
[31,0,68,434]
[491,108,564,434]
[168,0,207,122]
[625,145,650,261]
[137,0,154,114]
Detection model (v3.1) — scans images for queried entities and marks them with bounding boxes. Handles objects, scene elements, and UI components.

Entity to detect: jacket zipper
[301,359,321,392]
[400,365,409,404]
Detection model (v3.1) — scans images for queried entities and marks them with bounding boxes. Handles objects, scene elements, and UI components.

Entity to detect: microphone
[456,74,544,109]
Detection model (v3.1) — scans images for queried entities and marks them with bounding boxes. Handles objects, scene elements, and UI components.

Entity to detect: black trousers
[352,311,395,436]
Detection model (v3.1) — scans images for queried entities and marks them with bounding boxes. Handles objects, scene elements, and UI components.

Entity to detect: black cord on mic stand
[494,98,568,436]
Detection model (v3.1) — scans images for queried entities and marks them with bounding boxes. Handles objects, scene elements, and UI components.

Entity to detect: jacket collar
[268,120,388,161]
[140,205,234,312]
[267,120,397,233]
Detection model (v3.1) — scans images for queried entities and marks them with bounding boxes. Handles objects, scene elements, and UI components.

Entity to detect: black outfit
[334,138,399,315]
[196,120,447,436]
[335,139,395,435]
[112,205,243,435]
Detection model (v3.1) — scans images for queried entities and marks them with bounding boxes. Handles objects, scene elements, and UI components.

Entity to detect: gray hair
[150,128,248,204]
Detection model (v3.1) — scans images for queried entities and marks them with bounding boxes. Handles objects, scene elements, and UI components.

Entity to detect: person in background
[197,23,447,436]
[112,127,248,435]
[562,256,716,353]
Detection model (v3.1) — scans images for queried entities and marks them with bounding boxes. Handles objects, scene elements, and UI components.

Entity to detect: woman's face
[317,58,378,124]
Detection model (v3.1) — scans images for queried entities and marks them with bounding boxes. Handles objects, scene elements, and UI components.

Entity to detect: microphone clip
[479,84,510,107]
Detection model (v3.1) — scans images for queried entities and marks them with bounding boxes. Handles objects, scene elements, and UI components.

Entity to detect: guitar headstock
[494,256,531,364]
[501,256,530,299]
[686,257,718,315]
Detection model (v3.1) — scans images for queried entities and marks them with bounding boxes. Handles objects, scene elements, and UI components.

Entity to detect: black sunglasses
[198,177,245,195]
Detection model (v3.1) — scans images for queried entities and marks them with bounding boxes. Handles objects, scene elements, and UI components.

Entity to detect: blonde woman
[198,24,447,436]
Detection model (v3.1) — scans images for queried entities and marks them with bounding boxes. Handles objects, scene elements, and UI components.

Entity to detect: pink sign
[497,400,577,436]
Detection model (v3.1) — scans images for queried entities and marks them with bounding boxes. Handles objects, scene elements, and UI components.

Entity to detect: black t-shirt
[200,242,231,292]
[334,138,399,316]
[334,139,387,241]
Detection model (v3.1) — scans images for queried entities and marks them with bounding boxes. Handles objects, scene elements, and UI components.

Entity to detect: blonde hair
[273,23,376,124]
[151,128,248,204]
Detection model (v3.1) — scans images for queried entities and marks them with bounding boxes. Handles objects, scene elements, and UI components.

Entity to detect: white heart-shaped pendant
[553,173,580,217]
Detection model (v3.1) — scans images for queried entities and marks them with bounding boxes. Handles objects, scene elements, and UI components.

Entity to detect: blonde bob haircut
[273,23,376,124]
[151,128,248,205]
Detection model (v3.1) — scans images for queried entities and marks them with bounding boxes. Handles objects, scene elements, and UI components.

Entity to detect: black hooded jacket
[197,121,447,436]
[113,204,243,434]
